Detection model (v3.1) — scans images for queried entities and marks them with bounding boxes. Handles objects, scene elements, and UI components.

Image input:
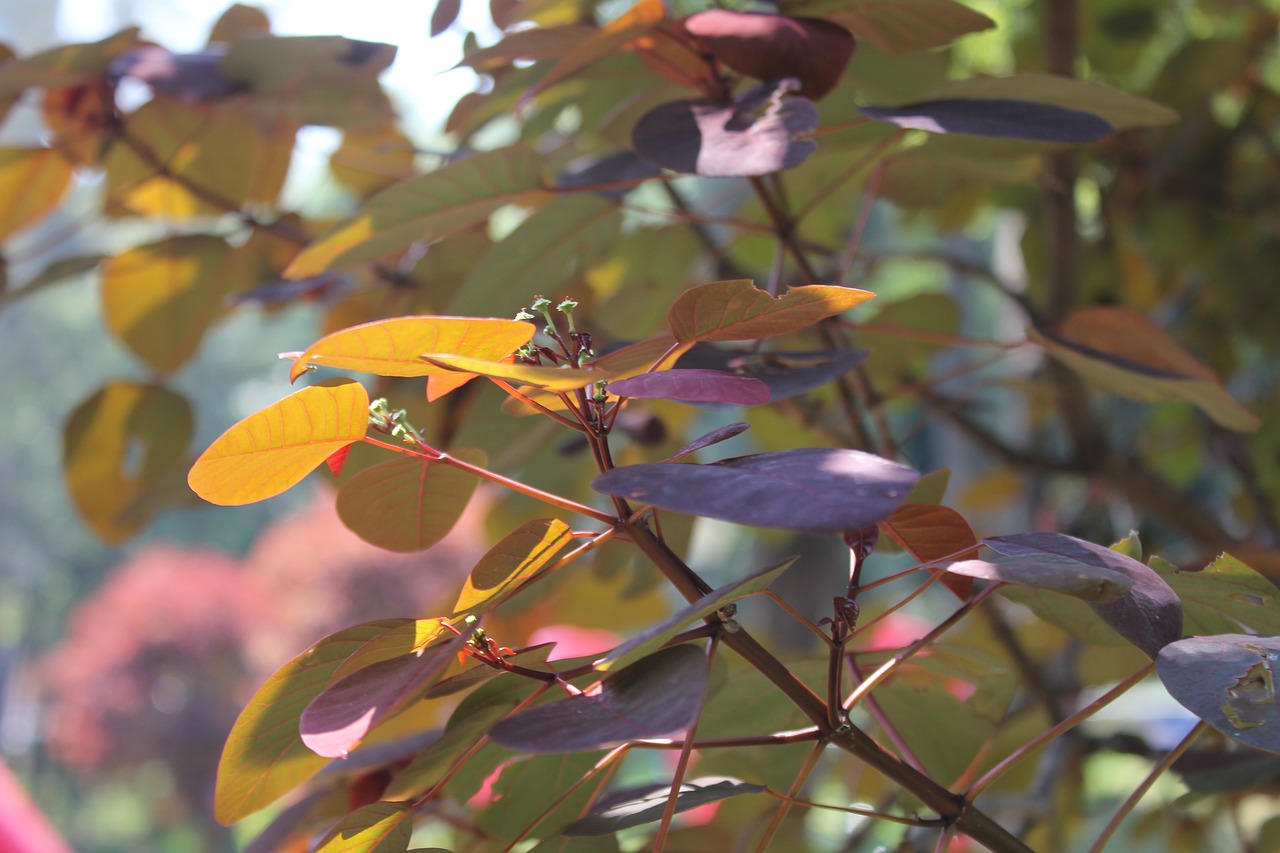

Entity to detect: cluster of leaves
[5,0,1280,851]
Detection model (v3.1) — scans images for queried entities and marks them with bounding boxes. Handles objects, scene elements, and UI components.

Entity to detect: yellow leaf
[0,148,74,240]
[422,353,613,390]
[330,619,452,683]
[668,280,875,343]
[452,518,575,619]
[188,380,370,506]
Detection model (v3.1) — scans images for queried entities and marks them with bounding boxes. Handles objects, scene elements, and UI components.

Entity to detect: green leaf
[336,450,485,552]
[1152,553,1280,637]
[0,28,139,96]
[286,147,549,277]
[667,280,874,343]
[475,752,607,840]
[215,620,403,825]
[780,0,994,53]
[452,519,575,619]
[873,679,996,786]
[525,0,665,99]
[314,801,412,853]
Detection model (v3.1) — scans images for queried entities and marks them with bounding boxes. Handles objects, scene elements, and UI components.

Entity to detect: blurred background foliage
[0,0,1278,850]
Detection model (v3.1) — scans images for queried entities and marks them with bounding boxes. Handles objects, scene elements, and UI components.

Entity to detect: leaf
[527,0,666,99]
[780,0,993,53]
[301,632,467,758]
[452,519,575,619]
[674,345,869,400]
[215,620,403,824]
[0,28,139,96]
[1157,635,1280,754]
[100,235,233,373]
[421,354,612,391]
[1152,554,1280,637]
[556,151,662,196]
[460,25,597,71]
[985,532,1182,658]
[286,147,547,277]
[288,316,535,396]
[0,253,104,307]
[684,11,855,100]
[336,450,485,552]
[0,148,74,240]
[595,558,797,672]
[669,281,874,343]
[631,81,820,178]
[664,422,750,462]
[564,777,765,835]
[109,46,243,102]
[63,382,194,544]
[431,0,462,35]
[313,801,412,853]
[331,619,449,683]
[188,380,369,506]
[879,503,977,599]
[944,554,1134,600]
[593,448,918,534]
[208,4,271,43]
[476,752,607,840]
[489,645,708,752]
[606,369,770,405]
[859,99,1113,142]
[873,679,995,785]
[1028,308,1259,433]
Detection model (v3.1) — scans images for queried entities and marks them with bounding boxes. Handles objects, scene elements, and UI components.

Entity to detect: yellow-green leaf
[525,0,665,100]
[668,280,875,343]
[330,619,451,683]
[0,148,74,240]
[421,353,612,390]
[336,450,485,552]
[189,380,370,506]
[101,235,233,374]
[0,28,139,96]
[63,382,194,544]
[214,619,403,825]
[285,147,549,277]
[452,519,575,619]
[314,801,412,853]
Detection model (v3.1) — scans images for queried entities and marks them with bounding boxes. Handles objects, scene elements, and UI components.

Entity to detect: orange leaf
[0,148,74,241]
[188,380,369,506]
[452,518,575,619]
[880,503,979,599]
[668,280,874,343]
[421,353,613,390]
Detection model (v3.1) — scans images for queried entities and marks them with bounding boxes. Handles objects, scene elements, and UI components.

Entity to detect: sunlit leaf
[64,382,193,544]
[452,519,575,619]
[860,99,1113,142]
[565,777,764,836]
[215,620,403,824]
[685,11,854,100]
[593,448,918,534]
[301,631,467,758]
[421,354,612,391]
[101,234,233,374]
[331,619,449,682]
[490,645,708,752]
[1152,553,1280,636]
[330,126,418,198]
[1157,635,1280,754]
[313,801,412,853]
[606,369,770,405]
[0,148,74,240]
[336,450,485,552]
[286,147,548,277]
[780,0,993,52]
[188,380,369,506]
[668,280,874,343]
[880,503,977,599]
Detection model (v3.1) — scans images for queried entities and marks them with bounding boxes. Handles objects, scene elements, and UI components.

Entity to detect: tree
[6,0,1280,850]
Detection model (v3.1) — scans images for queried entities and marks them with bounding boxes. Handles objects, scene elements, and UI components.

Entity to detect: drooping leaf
[565,777,765,836]
[684,10,855,100]
[421,354,612,391]
[985,532,1182,658]
[0,148,74,240]
[489,645,708,752]
[313,801,412,853]
[1028,308,1259,432]
[215,620,403,824]
[668,281,874,343]
[63,382,194,544]
[779,0,993,52]
[593,448,918,534]
[879,503,977,599]
[631,81,819,178]
[188,380,369,506]
[606,369,770,405]
[100,234,233,374]
[301,632,467,758]
[331,619,449,683]
[664,422,750,462]
[335,450,484,552]
[859,98,1113,142]
[1157,635,1280,754]
[595,558,797,672]
[452,519,575,619]
[1152,554,1280,637]
[286,147,549,277]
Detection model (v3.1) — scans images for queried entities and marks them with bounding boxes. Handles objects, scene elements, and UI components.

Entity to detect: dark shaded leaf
[606,369,769,405]
[632,81,819,177]
[944,554,1134,600]
[565,777,764,835]
[664,422,750,462]
[335,451,484,552]
[431,0,462,36]
[1173,750,1280,795]
[675,346,868,401]
[780,0,994,53]
[684,10,854,100]
[109,45,243,102]
[593,448,919,534]
[859,98,1113,142]
[986,533,1182,658]
[556,151,662,197]
[1157,635,1280,754]
[489,645,708,752]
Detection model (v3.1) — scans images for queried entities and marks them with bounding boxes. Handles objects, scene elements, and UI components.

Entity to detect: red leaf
[880,503,978,599]
[325,444,352,477]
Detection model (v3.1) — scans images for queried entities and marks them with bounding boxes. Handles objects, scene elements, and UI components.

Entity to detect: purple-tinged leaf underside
[564,777,765,835]
[664,422,750,462]
[675,345,868,400]
[859,98,1113,142]
[1157,635,1280,755]
[606,369,770,405]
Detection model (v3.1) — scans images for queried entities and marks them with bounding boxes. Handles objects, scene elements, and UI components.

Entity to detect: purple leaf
[631,80,819,177]
[592,448,919,534]
[606,369,770,405]
[676,345,868,401]
[108,45,243,102]
[944,553,1134,600]
[985,532,1182,658]
[431,0,462,36]
[556,151,662,198]
[859,98,1113,142]
[664,422,750,462]
[300,632,466,758]
[1157,634,1280,754]
[488,645,708,753]
[565,777,765,835]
